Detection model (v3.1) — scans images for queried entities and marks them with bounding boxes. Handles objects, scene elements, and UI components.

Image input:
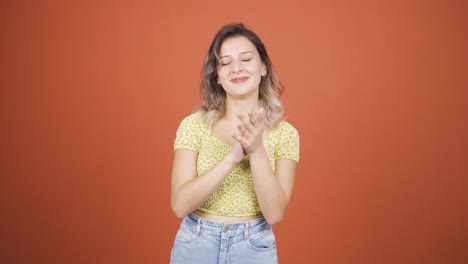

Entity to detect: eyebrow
[219,51,254,59]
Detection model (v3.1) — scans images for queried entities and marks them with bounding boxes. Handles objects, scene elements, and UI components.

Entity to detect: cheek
[245,64,263,75]
[218,68,230,80]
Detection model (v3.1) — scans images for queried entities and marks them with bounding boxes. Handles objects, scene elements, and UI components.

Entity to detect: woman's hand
[232,108,266,155]
[227,141,246,164]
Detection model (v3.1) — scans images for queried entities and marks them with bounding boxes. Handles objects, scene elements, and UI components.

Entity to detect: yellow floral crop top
[174,112,300,217]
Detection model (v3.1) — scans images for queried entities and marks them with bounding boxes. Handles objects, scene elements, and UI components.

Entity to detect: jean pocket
[174,222,198,244]
[246,228,277,252]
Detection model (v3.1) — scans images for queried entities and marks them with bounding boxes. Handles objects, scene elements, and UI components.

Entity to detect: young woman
[170,23,299,264]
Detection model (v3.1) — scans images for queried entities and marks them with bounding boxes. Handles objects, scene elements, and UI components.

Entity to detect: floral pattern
[174,112,299,216]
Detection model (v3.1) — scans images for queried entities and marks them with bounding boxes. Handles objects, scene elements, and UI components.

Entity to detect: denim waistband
[184,213,270,239]
[183,213,271,246]
[188,213,266,228]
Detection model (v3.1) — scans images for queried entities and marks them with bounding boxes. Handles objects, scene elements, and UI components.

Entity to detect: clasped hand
[229,108,266,163]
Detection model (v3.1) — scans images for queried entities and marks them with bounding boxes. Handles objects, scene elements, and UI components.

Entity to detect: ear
[261,63,267,76]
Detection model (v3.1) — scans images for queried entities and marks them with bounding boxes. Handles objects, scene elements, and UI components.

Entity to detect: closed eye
[220,60,231,66]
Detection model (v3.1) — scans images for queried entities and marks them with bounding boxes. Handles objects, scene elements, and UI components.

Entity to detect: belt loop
[244,222,249,239]
[196,217,201,235]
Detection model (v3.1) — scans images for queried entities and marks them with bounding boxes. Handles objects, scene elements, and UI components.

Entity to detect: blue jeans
[170,213,278,264]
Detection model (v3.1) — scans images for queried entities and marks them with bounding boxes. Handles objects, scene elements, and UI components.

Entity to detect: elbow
[172,208,188,219]
[264,212,285,225]
[171,201,190,219]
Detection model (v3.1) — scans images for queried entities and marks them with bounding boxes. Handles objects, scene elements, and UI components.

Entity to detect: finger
[257,108,265,122]
[248,112,257,125]
[232,132,245,145]
[249,108,264,129]
[237,123,247,135]
[237,113,255,132]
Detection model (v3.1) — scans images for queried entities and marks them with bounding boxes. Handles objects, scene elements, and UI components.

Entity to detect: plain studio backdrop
[1,0,467,263]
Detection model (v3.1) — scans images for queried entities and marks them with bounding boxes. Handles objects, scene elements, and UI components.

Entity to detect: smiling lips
[230,77,249,83]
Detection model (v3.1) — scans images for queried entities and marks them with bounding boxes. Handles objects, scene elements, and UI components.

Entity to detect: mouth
[230,77,249,83]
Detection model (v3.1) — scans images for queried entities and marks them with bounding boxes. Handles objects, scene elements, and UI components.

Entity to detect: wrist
[247,145,266,159]
[225,152,242,166]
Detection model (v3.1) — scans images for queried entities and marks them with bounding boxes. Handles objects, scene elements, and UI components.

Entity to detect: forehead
[219,36,257,57]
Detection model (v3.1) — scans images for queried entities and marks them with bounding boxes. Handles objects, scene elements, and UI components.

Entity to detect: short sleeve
[173,113,204,153]
[275,122,300,163]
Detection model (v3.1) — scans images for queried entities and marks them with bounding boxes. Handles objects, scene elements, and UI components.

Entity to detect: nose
[231,59,242,73]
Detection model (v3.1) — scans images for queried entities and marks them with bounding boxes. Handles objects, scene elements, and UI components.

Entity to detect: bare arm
[234,109,298,224]
[170,143,245,218]
[249,150,297,225]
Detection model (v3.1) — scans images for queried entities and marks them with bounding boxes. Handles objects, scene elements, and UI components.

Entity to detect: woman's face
[217,36,266,100]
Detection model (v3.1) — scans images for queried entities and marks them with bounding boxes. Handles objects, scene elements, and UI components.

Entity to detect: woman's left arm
[249,150,297,225]
[233,110,298,225]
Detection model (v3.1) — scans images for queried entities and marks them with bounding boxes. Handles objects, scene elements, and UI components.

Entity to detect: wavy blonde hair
[197,23,285,129]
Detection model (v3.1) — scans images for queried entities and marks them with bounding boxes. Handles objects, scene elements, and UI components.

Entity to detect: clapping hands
[232,108,266,156]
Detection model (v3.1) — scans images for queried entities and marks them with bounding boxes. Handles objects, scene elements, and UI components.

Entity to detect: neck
[224,97,259,120]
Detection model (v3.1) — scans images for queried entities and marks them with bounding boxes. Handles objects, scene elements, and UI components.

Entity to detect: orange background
[2,0,467,263]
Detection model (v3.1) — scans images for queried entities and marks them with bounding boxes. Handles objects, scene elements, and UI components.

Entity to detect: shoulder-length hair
[198,23,284,129]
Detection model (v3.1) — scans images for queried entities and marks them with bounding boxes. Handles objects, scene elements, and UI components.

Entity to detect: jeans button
[223,226,229,233]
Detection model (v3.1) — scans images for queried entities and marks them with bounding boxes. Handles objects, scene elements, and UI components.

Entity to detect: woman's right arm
[170,143,244,218]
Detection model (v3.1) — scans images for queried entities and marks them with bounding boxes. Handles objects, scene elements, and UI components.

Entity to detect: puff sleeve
[173,113,203,153]
[275,122,300,162]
